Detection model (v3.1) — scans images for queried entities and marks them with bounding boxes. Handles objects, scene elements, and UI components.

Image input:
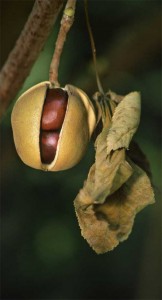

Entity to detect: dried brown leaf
[74,90,154,254]
[93,126,133,203]
[107,92,141,155]
[74,161,155,254]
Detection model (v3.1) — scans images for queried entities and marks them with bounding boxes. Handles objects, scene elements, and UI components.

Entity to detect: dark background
[0,0,161,299]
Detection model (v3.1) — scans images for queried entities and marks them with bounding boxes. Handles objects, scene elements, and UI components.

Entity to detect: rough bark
[0,0,64,119]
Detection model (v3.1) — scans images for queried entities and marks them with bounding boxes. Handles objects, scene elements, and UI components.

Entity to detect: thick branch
[0,0,64,119]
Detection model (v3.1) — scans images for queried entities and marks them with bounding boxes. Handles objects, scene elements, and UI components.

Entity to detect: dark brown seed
[40,131,59,164]
[41,88,68,131]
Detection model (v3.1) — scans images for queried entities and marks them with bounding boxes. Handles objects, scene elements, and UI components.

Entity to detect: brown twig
[0,0,64,119]
[49,0,76,86]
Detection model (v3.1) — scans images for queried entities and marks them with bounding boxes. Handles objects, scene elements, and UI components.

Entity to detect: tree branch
[0,0,64,119]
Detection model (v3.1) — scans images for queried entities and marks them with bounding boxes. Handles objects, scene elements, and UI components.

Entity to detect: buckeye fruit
[11,82,96,171]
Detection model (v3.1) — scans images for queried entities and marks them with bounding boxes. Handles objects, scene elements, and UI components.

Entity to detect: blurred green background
[0,0,161,299]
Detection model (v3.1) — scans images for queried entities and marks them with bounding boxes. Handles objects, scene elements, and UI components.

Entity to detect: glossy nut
[41,88,68,131]
[40,88,68,164]
[41,131,60,164]
[11,81,96,171]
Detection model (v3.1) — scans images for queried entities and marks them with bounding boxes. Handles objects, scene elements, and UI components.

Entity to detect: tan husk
[11,81,48,170]
[11,82,96,171]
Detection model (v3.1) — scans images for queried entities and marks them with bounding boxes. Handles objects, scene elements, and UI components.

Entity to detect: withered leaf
[74,90,154,254]
[93,126,133,203]
[74,161,155,254]
[107,92,141,155]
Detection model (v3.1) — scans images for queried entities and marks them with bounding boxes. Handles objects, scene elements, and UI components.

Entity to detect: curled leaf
[74,161,155,254]
[74,90,154,254]
[93,126,133,203]
[107,92,141,155]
